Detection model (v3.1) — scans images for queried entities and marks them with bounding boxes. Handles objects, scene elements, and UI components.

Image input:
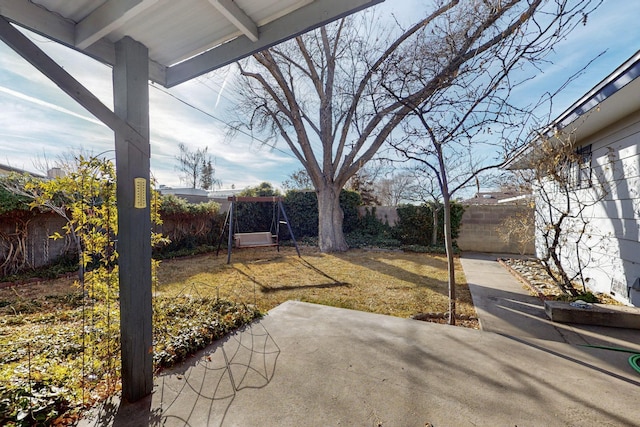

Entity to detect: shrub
[153,297,262,369]
[159,194,220,216]
[400,244,460,254]
[345,207,399,248]
[0,175,34,215]
[156,194,222,256]
[283,189,362,239]
[340,190,362,233]
[0,296,261,425]
[283,190,318,238]
[394,202,464,246]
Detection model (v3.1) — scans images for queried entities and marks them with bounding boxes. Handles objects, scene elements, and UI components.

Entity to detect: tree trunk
[540,207,579,296]
[442,193,456,325]
[436,144,456,326]
[317,184,348,252]
[431,204,439,246]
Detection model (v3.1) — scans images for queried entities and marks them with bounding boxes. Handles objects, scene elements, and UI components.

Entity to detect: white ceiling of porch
[0,0,383,87]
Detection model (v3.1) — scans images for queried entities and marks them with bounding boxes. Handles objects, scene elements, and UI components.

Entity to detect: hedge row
[137,189,463,257]
[0,186,464,275]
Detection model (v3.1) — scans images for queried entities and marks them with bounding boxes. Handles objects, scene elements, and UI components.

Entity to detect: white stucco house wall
[505,50,640,307]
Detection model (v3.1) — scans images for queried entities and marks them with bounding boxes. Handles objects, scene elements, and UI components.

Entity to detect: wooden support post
[0,18,154,402]
[113,36,153,402]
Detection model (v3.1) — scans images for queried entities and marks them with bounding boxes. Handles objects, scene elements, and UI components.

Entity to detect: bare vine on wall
[498,208,535,256]
[513,131,613,296]
[0,215,31,276]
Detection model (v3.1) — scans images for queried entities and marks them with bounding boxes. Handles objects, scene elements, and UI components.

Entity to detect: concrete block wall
[457,204,534,254]
[359,204,533,254]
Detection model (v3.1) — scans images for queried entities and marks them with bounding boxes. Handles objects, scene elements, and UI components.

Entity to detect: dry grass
[155,246,476,319]
[0,246,477,321]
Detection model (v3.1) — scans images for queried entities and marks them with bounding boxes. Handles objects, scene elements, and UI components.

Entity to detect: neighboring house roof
[158,187,211,204]
[208,188,245,198]
[504,49,640,169]
[461,191,530,205]
[0,163,45,177]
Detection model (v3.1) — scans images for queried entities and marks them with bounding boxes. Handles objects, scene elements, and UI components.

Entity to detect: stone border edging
[496,257,548,301]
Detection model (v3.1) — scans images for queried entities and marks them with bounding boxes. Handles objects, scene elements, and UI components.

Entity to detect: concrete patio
[78,253,640,426]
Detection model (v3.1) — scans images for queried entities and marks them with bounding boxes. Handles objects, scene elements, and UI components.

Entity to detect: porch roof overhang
[0,0,385,402]
[504,49,640,170]
[0,0,383,88]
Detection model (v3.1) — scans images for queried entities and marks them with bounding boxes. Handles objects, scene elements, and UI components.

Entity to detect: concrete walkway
[461,252,640,379]
[79,253,640,426]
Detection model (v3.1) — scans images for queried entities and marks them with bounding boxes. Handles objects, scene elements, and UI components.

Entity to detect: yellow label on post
[134,177,147,209]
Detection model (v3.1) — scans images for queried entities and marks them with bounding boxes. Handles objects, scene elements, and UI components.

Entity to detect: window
[560,144,591,190]
[552,144,593,191]
[574,144,592,189]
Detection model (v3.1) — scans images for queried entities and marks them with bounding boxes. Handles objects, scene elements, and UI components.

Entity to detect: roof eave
[504,49,640,170]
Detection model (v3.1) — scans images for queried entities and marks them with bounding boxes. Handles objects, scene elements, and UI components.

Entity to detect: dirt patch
[412,311,480,329]
[0,276,80,315]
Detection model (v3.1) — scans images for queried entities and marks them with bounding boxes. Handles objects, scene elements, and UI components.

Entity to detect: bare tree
[498,208,536,256]
[282,168,313,191]
[381,0,601,323]
[392,158,493,246]
[229,0,599,253]
[346,167,381,206]
[175,143,219,189]
[32,147,106,177]
[376,172,417,206]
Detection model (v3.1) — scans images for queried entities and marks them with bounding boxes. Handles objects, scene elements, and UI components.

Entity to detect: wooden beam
[228,196,284,202]
[114,36,153,402]
[0,0,73,46]
[0,0,167,85]
[0,17,150,157]
[165,0,384,87]
[209,0,259,42]
[2,0,382,88]
[76,0,158,49]
[1,13,154,401]
[166,0,384,87]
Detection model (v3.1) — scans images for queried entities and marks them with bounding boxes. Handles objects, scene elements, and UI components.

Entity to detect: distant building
[158,186,210,204]
[208,188,245,212]
[461,191,531,205]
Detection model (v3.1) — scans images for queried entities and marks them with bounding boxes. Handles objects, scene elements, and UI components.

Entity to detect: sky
[0,0,639,191]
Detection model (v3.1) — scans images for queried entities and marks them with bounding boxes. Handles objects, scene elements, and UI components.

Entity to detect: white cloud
[0,85,105,126]
[146,79,298,188]
[1,1,638,189]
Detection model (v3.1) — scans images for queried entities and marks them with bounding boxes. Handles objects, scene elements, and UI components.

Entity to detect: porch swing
[216,196,301,263]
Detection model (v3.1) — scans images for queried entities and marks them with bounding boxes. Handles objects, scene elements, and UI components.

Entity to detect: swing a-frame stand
[216,196,301,264]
